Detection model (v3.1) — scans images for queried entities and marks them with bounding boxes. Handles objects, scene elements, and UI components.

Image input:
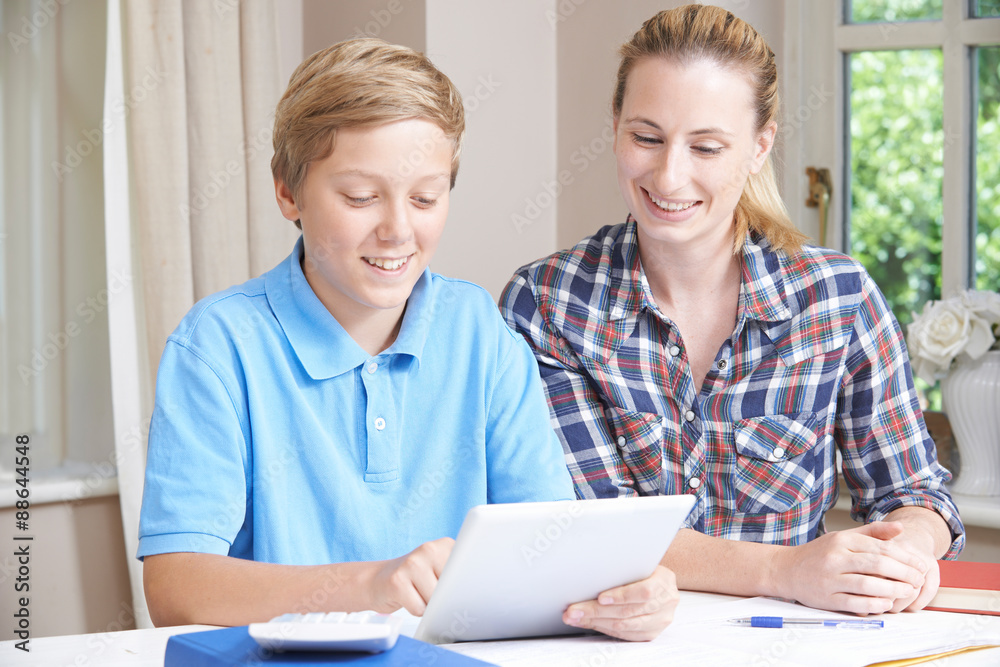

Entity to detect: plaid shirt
[501,221,964,556]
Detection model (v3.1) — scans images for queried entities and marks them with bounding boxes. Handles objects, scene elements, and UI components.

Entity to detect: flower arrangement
[906,289,1000,384]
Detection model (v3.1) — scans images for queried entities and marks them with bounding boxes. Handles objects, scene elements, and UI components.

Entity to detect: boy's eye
[346,195,375,206]
[412,196,438,208]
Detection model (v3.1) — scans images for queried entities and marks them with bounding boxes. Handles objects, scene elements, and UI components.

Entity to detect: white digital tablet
[413,494,695,644]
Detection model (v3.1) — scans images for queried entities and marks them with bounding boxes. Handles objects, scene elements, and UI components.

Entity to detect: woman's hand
[772,522,929,615]
[562,565,679,641]
[881,506,949,612]
[367,537,454,616]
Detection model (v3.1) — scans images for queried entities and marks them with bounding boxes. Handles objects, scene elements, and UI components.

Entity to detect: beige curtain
[106,0,299,627]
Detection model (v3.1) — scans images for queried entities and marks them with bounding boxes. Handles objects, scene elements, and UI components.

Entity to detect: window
[838,0,1000,406]
[0,1,113,477]
[974,44,1000,290]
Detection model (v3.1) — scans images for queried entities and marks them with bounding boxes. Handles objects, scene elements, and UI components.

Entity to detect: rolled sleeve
[837,275,965,558]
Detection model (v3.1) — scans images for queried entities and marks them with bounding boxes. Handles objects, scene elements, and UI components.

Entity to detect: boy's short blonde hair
[271,38,465,226]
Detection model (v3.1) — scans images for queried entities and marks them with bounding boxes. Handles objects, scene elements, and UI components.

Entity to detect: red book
[926,560,1000,616]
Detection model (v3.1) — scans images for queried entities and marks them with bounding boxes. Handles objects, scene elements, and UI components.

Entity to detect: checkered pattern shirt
[501,221,964,556]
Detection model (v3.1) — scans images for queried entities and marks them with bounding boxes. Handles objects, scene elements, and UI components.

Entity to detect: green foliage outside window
[976,46,1000,292]
[850,0,942,23]
[849,49,944,329]
[848,46,1000,322]
[975,0,1000,18]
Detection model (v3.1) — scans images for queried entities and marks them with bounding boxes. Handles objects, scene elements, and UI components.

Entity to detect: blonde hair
[613,5,807,255]
[271,38,465,228]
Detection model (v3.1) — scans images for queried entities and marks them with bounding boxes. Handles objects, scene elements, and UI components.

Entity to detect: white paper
[432,595,1000,667]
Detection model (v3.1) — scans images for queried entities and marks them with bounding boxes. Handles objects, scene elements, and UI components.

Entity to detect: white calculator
[248,611,402,652]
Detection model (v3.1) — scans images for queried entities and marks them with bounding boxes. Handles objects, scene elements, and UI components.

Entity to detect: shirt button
[688,478,701,489]
[374,417,386,431]
[684,410,695,422]
[616,435,626,447]
[366,362,378,374]
[717,359,727,370]
[772,447,785,459]
[669,345,681,357]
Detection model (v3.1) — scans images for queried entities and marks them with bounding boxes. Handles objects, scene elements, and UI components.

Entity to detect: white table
[3,592,999,666]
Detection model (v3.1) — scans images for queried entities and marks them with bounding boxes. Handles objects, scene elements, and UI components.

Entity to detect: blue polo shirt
[137,238,574,565]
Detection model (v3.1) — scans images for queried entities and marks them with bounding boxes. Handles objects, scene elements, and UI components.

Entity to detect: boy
[137,38,575,627]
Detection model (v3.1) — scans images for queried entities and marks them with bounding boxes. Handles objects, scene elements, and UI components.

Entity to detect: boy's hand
[562,565,679,641]
[368,537,454,616]
[772,521,929,615]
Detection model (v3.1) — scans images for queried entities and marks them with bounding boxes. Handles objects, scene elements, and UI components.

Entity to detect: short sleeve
[483,323,575,504]
[136,339,251,560]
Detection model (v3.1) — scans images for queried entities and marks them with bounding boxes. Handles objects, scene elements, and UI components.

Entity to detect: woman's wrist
[760,543,796,600]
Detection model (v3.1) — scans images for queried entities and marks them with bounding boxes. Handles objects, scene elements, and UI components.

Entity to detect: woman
[501,4,964,625]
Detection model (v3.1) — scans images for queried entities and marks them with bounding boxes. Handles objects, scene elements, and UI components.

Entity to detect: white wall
[303,0,426,56]
[277,0,304,87]
[425,0,558,297]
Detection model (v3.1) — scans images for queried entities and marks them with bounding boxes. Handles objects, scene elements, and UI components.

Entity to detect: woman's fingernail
[598,596,614,605]
[568,609,584,620]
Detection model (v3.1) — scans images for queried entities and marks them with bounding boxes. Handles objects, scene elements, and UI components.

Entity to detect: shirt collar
[607,219,649,322]
[265,237,431,380]
[739,233,793,324]
[607,223,792,326]
[387,269,432,362]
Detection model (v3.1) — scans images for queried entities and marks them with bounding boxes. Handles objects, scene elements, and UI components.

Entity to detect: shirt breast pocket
[605,407,665,495]
[732,413,823,514]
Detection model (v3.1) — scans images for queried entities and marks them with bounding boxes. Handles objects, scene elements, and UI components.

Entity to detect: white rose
[907,298,977,383]
[961,289,1000,325]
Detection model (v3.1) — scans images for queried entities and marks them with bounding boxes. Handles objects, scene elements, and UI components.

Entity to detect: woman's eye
[632,133,661,145]
[693,145,723,155]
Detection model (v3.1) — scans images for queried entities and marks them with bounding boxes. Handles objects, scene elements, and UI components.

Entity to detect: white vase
[941,349,1000,496]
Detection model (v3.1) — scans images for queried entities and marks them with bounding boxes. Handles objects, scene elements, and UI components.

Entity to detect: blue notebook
[164,626,497,666]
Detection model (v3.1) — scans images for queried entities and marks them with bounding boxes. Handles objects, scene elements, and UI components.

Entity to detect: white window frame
[782,0,999,298]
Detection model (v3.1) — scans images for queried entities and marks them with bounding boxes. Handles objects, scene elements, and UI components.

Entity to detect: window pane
[849,0,942,23]
[973,0,1000,18]
[848,49,944,329]
[975,45,1000,290]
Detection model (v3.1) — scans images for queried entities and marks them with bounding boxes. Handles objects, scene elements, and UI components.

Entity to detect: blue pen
[728,616,884,629]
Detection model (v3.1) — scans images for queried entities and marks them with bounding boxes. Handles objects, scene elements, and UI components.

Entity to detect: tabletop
[3,592,999,666]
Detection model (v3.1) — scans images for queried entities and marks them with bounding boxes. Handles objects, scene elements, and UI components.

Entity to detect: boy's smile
[275,118,453,353]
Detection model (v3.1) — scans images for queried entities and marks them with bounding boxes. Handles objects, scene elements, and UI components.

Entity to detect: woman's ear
[750,121,777,174]
[274,178,302,223]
